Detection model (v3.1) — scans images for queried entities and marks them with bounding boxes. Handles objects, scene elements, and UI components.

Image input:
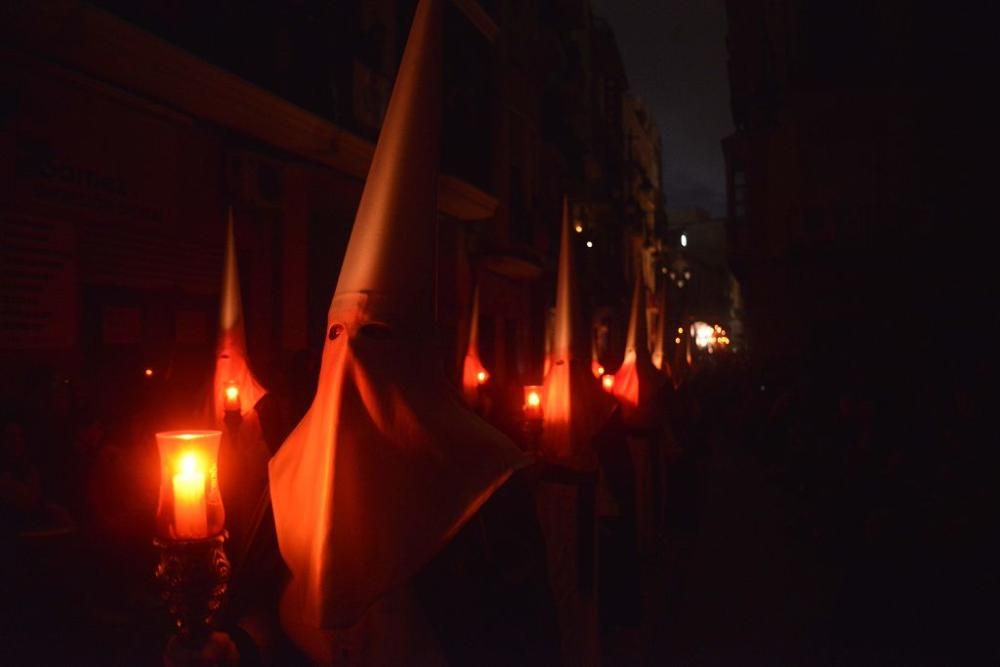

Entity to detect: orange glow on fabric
[651,286,670,375]
[212,210,266,422]
[611,273,666,426]
[268,0,526,632]
[538,198,614,469]
[156,430,224,541]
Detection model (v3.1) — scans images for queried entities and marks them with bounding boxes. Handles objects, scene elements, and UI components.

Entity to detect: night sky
[592,0,731,217]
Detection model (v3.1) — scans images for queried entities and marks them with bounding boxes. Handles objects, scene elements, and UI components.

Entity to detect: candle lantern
[223,382,241,415]
[154,430,230,646]
[523,385,543,421]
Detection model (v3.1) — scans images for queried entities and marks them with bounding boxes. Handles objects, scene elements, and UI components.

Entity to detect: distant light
[760,385,766,392]
[574,223,584,233]
[677,280,685,288]
[586,241,593,248]
[684,271,691,280]
[693,322,714,349]
[144,368,154,377]
[675,337,681,344]
[677,327,684,334]
[680,233,688,247]
[661,267,667,274]
[669,271,676,280]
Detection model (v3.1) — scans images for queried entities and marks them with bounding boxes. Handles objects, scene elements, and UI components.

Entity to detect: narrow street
[645,402,840,666]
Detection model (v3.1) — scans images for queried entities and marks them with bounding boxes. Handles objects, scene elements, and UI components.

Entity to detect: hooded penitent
[211,209,267,423]
[651,284,672,377]
[540,198,615,470]
[269,0,526,631]
[591,334,605,379]
[611,273,667,427]
[461,281,490,405]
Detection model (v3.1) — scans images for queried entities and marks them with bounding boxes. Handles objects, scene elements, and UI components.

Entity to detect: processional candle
[601,374,615,392]
[523,385,543,420]
[224,383,241,414]
[155,431,225,540]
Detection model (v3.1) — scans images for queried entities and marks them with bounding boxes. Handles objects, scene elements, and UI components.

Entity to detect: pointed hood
[611,272,666,428]
[651,284,672,377]
[269,0,526,631]
[540,198,614,469]
[461,281,490,404]
[333,0,440,321]
[211,209,267,422]
[591,334,604,379]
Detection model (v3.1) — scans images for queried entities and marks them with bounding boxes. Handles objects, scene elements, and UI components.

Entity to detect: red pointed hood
[611,272,666,427]
[269,0,526,630]
[651,284,672,377]
[540,198,614,469]
[461,281,490,404]
[211,209,267,422]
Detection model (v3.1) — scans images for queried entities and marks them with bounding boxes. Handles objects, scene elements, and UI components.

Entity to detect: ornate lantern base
[154,531,231,646]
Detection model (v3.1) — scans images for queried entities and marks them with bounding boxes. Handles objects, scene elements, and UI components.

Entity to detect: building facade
[2,1,666,421]
[722,0,985,386]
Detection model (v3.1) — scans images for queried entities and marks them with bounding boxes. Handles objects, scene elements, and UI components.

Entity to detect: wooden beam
[2,1,497,221]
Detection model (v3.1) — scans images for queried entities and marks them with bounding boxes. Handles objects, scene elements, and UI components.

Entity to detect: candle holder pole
[223,409,242,441]
[521,417,543,454]
[154,531,231,647]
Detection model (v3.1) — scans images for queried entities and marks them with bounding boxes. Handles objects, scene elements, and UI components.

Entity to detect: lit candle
[224,383,241,413]
[155,431,225,541]
[524,386,542,420]
[476,370,488,385]
[602,374,614,392]
[172,452,208,539]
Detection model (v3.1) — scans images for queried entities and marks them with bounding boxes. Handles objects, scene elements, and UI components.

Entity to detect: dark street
[2,1,994,665]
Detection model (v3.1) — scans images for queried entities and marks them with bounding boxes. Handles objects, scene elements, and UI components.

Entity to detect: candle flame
[178,451,201,476]
[602,374,614,391]
[597,365,605,376]
[144,368,154,377]
[476,370,488,384]
[225,385,240,401]
[527,390,540,407]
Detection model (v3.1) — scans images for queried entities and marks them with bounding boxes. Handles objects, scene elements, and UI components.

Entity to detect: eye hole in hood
[328,324,345,341]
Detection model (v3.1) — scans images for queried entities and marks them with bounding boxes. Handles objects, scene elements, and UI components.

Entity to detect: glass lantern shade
[155,430,225,540]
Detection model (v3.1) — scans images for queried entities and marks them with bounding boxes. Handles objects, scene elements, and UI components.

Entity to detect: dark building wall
[722,0,989,390]
[1,0,657,422]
